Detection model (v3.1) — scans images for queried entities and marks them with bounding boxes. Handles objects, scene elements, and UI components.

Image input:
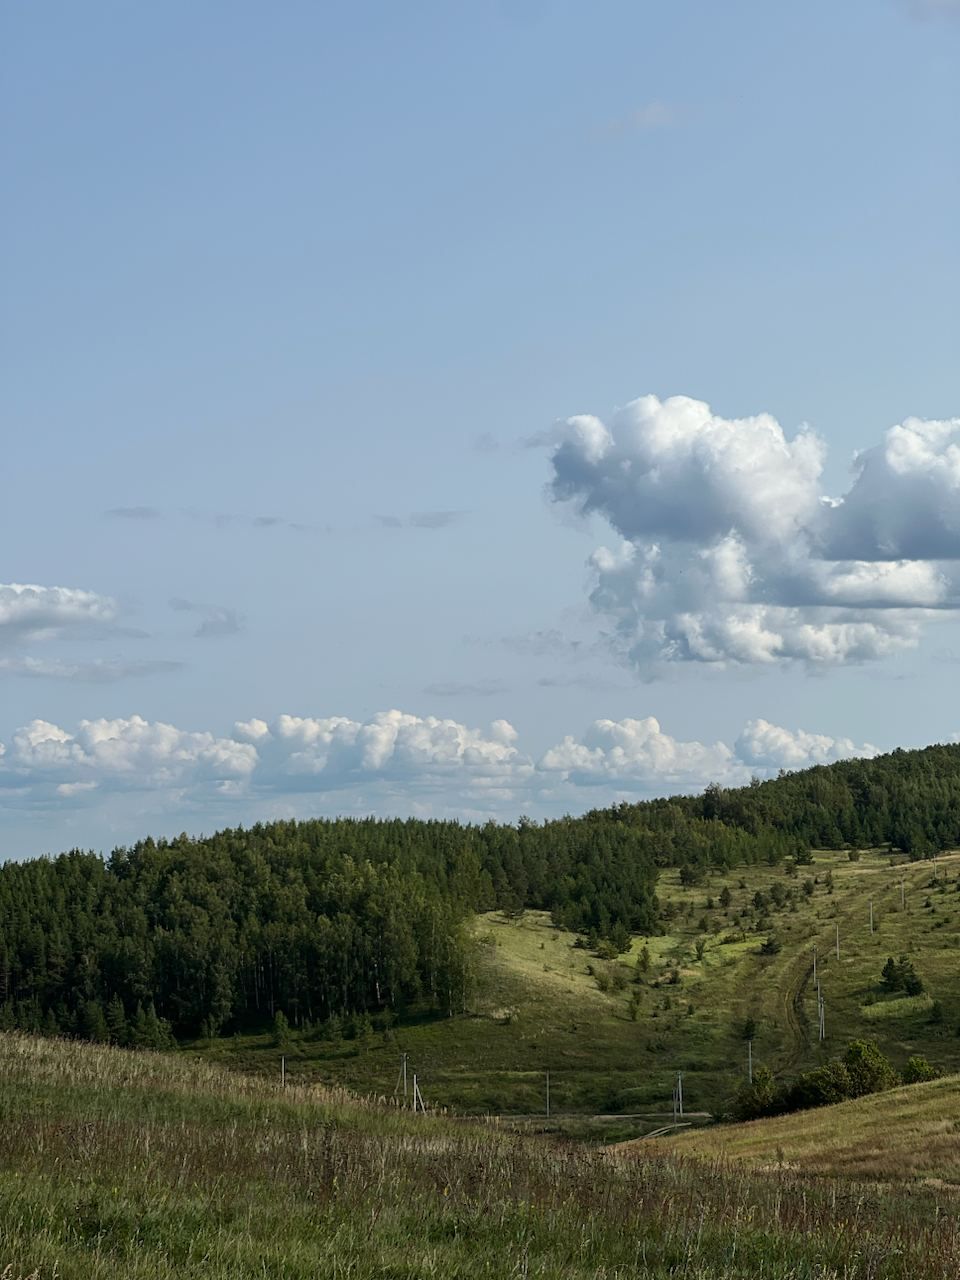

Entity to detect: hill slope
[196,847,960,1120]
[0,1032,958,1279]
[632,1072,960,1184]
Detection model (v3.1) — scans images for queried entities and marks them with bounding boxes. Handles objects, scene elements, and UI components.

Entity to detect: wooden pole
[545,1071,550,1118]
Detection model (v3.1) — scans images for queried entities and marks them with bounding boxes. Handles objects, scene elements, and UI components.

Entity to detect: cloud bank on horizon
[0,707,879,826]
[546,396,960,669]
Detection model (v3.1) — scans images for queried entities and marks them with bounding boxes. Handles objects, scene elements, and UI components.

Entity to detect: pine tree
[106,995,129,1046]
[81,999,108,1044]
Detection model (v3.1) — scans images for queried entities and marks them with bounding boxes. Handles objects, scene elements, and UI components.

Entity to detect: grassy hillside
[193,848,960,1121]
[635,1072,960,1184]
[0,1032,958,1278]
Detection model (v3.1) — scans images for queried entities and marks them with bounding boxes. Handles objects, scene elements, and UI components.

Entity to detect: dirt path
[774,852,960,1074]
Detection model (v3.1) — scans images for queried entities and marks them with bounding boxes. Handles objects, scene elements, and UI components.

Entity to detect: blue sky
[2,0,959,856]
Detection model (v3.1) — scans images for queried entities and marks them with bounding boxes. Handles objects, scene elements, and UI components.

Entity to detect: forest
[1,740,959,1046]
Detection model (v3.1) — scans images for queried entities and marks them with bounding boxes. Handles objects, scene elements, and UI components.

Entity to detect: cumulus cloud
[821,416,960,562]
[734,719,880,770]
[235,710,525,792]
[544,395,960,668]
[539,716,743,789]
[0,583,117,642]
[3,715,256,792]
[0,707,879,817]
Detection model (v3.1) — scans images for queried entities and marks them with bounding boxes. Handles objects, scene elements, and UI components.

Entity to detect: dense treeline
[1,741,958,1046]
[0,815,660,1041]
[591,742,960,864]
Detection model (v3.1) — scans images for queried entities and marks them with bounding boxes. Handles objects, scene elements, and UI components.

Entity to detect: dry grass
[634,1072,960,1184]
[0,1033,958,1277]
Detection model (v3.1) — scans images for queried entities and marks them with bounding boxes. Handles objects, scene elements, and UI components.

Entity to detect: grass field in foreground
[0,1032,958,1279]
[630,1071,960,1184]
[191,849,960,1121]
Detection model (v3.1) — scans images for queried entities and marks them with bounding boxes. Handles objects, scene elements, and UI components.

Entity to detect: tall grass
[0,1032,956,1278]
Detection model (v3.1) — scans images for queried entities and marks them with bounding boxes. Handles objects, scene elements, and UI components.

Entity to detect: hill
[0,1031,957,1279]
[631,1072,960,1185]
[194,846,960,1122]
[2,741,960,1122]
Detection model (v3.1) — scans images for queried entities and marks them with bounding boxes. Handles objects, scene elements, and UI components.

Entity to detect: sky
[2,0,959,857]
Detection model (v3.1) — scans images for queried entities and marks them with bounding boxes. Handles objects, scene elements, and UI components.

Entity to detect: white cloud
[822,416,960,562]
[545,395,960,668]
[238,710,526,790]
[539,715,744,789]
[0,583,117,642]
[0,707,879,819]
[735,719,880,770]
[5,715,256,790]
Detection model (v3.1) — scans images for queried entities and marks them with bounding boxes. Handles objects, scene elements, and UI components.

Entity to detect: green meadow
[191,849,960,1126]
[0,1032,957,1279]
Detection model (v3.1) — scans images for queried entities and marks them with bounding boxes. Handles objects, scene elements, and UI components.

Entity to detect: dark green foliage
[880,955,924,996]
[735,1039,909,1120]
[105,995,129,1046]
[81,999,108,1044]
[4,739,960,1052]
[902,1054,941,1083]
[841,1039,900,1098]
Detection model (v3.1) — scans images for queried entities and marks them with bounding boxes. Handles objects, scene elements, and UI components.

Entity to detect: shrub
[787,1062,852,1110]
[842,1039,899,1098]
[902,1055,940,1083]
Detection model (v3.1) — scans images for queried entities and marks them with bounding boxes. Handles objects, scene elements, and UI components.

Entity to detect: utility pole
[675,1071,683,1119]
[812,945,817,985]
[545,1071,551,1119]
[394,1052,409,1105]
[818,990,825,1042]
[870,899,874,934]
[412,1072,421,1113]
[901,878,905,910]
[835,922,840,961]
[747,1039,753,1084]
